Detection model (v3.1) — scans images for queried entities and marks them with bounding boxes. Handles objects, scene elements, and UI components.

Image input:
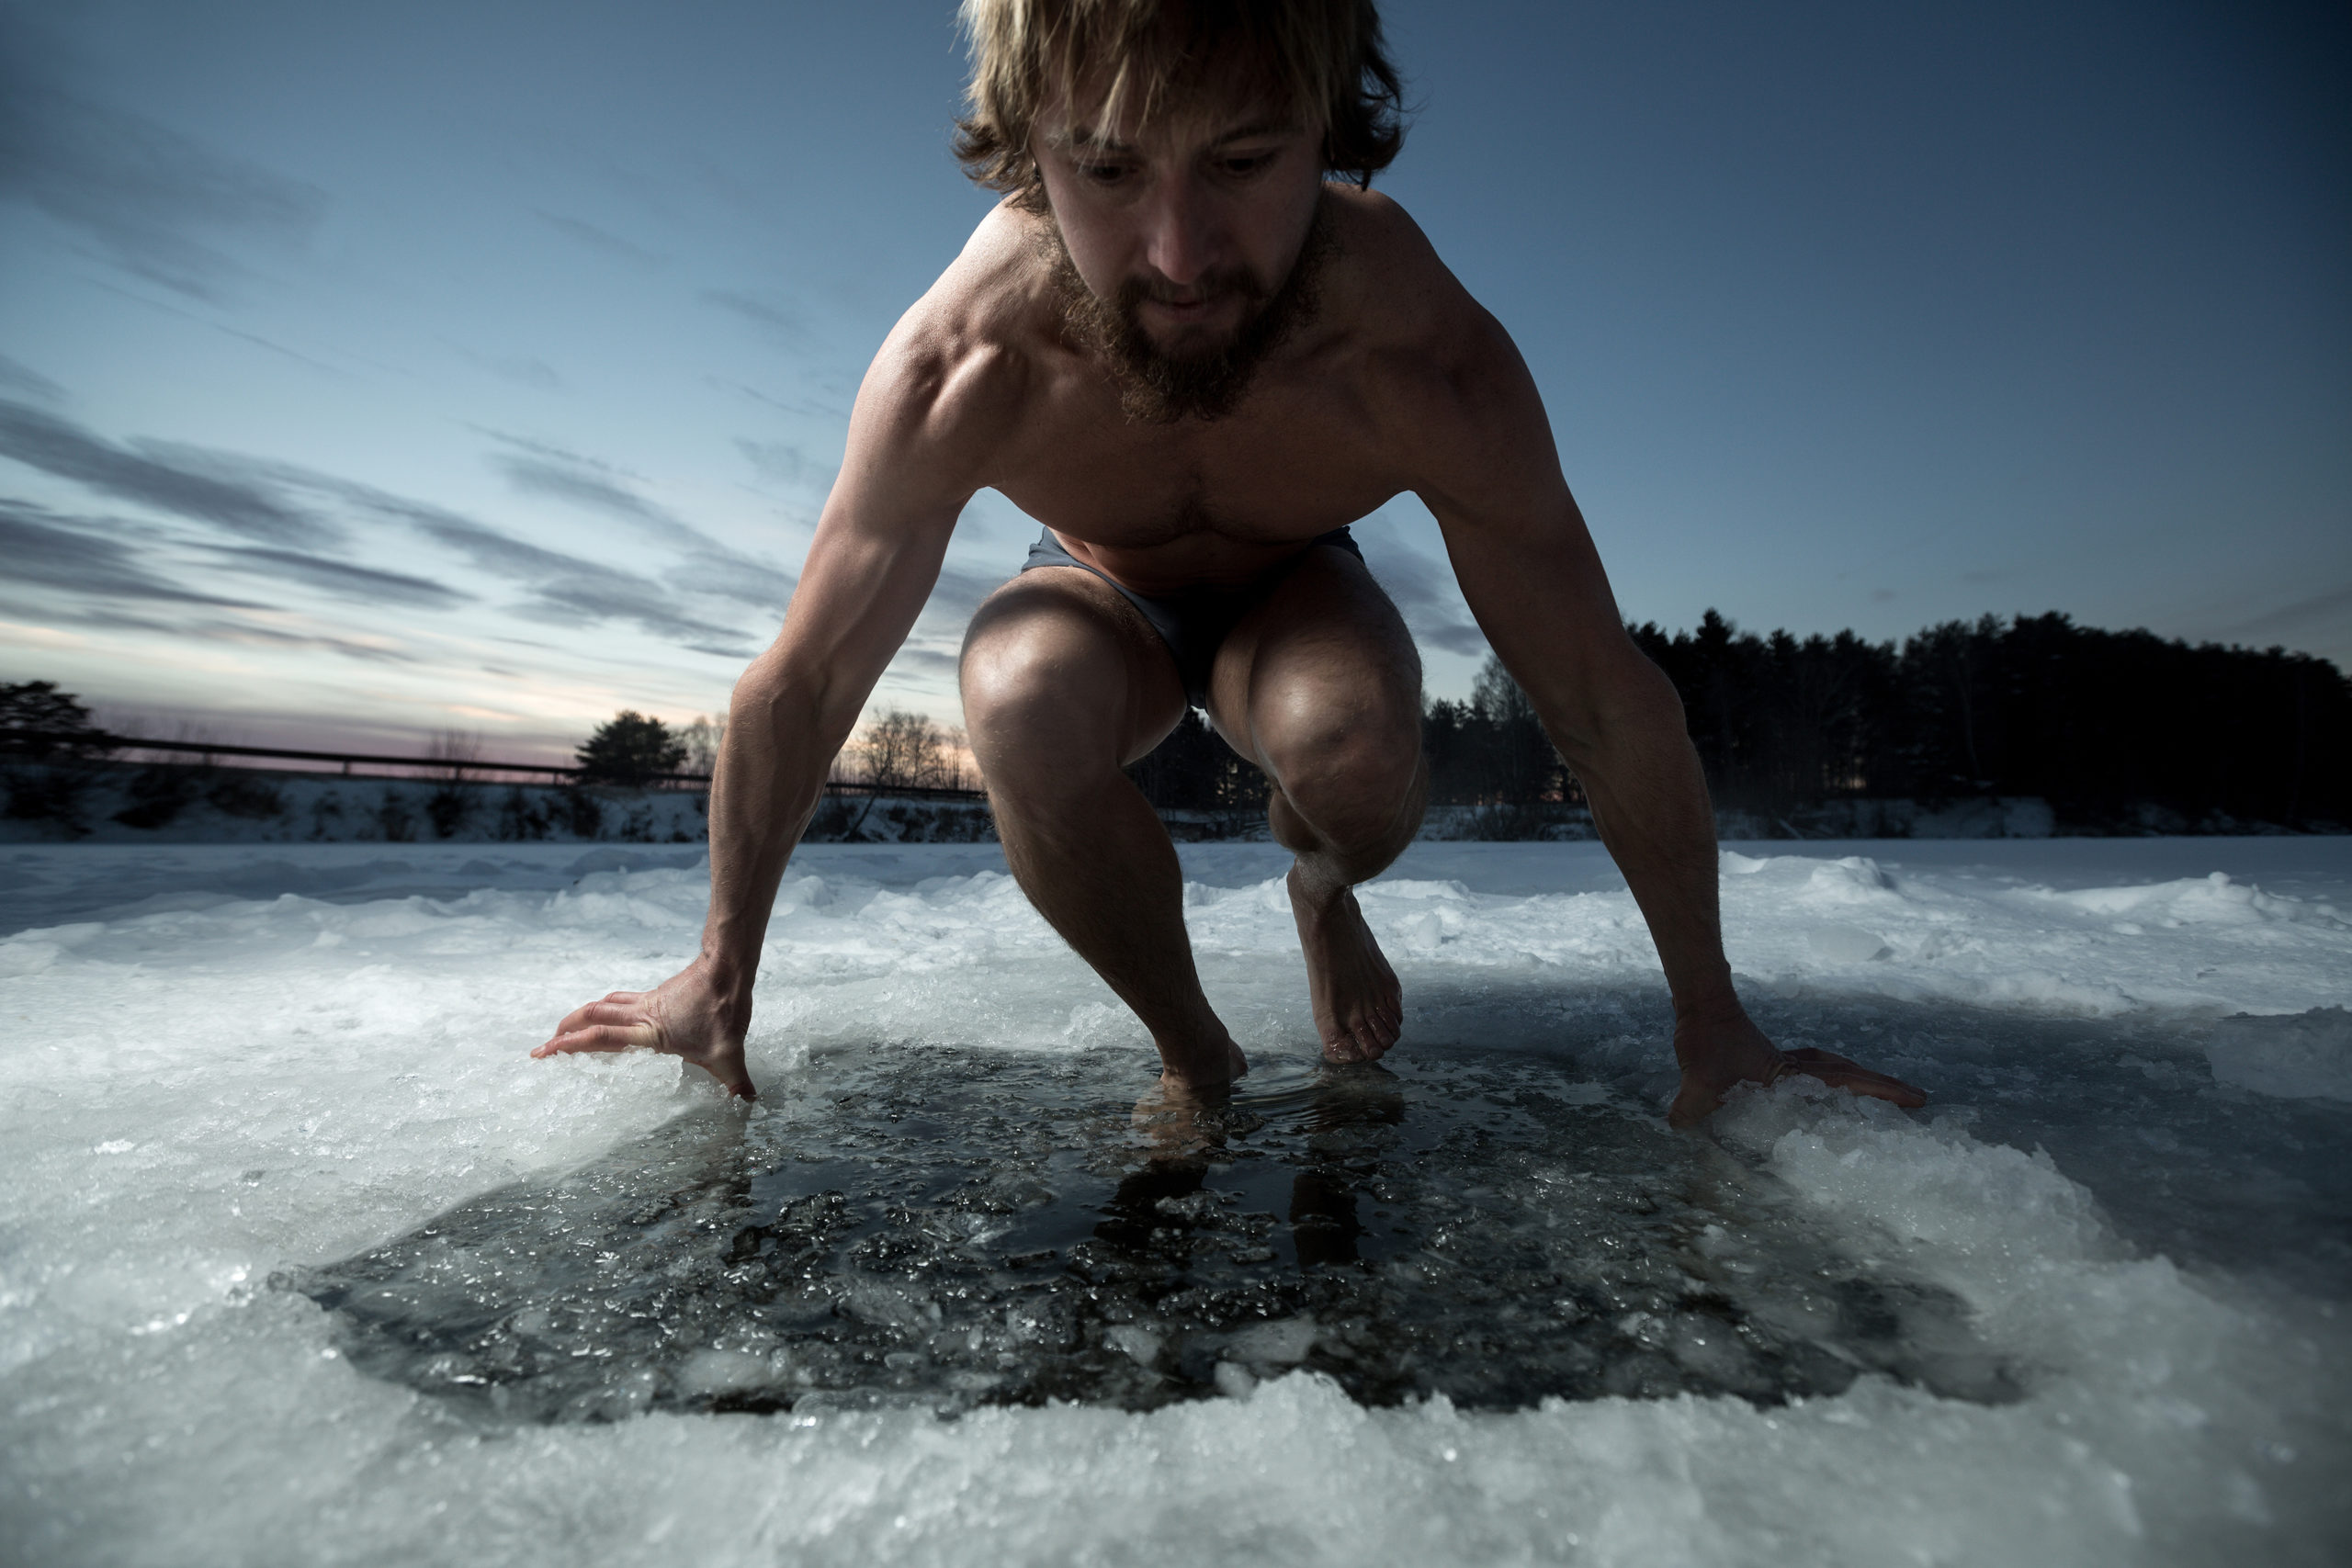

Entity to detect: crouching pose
[537,0,1925,1127]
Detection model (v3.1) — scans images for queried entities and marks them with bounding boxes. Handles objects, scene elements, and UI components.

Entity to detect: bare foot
[1157,1033,1249,1100]
[1287,863,1404,1063]
[1134,1044,1246,1158]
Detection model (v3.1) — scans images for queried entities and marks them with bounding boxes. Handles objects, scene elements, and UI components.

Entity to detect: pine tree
[574,711,686,786]
[0,681,109,759]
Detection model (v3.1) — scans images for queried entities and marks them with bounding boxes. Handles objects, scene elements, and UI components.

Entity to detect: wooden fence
[0,731,989,801]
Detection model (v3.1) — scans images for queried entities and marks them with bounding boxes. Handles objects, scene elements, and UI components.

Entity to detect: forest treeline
[10,609,2344,837]
[1127,612,2352,830]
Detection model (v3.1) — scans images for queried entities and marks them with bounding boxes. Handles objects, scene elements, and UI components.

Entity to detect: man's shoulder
[869,205,1056,430]
[1319,188,1523,436]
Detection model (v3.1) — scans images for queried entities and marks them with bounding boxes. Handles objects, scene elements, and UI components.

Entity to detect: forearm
[1545,660,1740,1021]
[695,648,860,1003]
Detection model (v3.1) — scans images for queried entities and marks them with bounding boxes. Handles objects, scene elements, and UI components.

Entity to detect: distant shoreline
[3,755,2340,847]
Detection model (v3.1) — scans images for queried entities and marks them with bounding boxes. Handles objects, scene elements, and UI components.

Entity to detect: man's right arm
[533,309,1014,1098]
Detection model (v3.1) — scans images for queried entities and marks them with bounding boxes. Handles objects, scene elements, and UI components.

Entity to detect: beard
[1046,205,1330,424]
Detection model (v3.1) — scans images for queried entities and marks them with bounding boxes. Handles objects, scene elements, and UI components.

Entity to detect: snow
[2,836,2348,1565]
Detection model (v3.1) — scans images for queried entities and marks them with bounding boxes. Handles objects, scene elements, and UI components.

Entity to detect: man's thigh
[1204,546,1422,771]
[959,567,1191,773]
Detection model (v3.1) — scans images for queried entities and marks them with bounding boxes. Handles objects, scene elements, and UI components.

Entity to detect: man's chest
[983,369,1407,552]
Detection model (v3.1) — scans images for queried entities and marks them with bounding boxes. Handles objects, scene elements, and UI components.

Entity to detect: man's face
[1033,81,1328,420]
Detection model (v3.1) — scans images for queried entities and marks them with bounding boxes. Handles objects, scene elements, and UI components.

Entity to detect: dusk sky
[2,0,2344,761]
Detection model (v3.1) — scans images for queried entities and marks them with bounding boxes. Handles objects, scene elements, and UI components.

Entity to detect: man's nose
[1141,175,1222,289]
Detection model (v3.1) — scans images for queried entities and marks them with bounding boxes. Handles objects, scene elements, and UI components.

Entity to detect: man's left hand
[1668,1006,1928,1129]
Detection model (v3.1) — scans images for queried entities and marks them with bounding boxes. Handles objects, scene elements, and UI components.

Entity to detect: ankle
[1286,859,1351,911]
[1156,1024,1240,1085]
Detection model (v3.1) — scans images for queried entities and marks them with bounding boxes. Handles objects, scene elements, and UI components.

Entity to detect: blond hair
[953,0,1406,206]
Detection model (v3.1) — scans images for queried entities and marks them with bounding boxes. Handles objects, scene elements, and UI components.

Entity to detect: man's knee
[1257,682,1424,846]
[959,581,1179,793]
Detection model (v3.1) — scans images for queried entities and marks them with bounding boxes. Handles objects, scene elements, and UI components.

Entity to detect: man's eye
[1221,153,1272,176]
[1078,163,1129,185]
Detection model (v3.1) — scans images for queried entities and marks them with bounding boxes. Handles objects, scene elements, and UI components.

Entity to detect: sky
[1,0,2345,761]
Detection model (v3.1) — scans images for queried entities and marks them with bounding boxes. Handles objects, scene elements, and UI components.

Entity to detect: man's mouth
[1142,293,1225,323]
[1135,283,1256,343]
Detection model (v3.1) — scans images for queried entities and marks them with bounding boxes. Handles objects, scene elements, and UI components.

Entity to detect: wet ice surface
[4,837,2351,1565]
[294,1047,2025,1423]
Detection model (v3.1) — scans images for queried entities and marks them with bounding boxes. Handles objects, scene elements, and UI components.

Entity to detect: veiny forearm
[695,647,863,1004]
[1544,659,1739,1021]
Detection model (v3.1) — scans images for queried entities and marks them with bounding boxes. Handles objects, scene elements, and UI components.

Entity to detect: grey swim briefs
[1020,525,1365,709]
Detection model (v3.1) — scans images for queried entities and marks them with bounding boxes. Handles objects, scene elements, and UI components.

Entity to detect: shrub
[207,771,286,820]
[375,788,416,842]
[562,787,602,839]
[4,766,91,835]
[426,784,471,838]
[498,786,550,840]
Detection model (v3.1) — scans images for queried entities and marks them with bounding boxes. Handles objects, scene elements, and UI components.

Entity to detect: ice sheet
[2,839,2348,1565]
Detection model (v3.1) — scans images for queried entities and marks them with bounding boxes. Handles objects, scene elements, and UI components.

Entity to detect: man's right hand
[532,962,757,1100]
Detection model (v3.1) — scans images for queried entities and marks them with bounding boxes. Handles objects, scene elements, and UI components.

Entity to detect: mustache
[1125,267,1272,310]
[1042,199,1332,423]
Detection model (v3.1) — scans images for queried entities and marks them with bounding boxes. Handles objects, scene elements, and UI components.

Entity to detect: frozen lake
[3,837,2348,1564]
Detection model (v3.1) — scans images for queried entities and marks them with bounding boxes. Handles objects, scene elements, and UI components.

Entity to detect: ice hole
[288,1042,2035,1423]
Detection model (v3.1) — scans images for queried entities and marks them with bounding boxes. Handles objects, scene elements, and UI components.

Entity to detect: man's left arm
[1409,307,1925,1127]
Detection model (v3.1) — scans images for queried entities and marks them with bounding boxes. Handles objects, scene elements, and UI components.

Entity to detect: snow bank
[1,839,2347,1564]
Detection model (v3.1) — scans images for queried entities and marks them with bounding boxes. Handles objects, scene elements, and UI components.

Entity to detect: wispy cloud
[0,399,331,547]
[708,377,850,423]
[48,602,423,664]
[888,647,966,679]
[490,437,797,615]
[0,353,62,402]
[699,288,817,353]
[466,352,564,392]
[2215,581,2352,655]
[495,449,680,535]
[380,501,759,657]
[0,498,261,607]
[736,436,837,495]
[201,545,473,611]
[534,209,664,270]
[0,15,322,300]
[919,564,1012,631]
[1351,514,1490,659]
[0,398,767,659]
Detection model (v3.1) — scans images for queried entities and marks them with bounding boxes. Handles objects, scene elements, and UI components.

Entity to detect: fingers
[531,1021,660,1058]
[1778,1049,1930,1109]
[1798,1066,1930,1108]
[1668,1046,1928,1130]
[551,992,645,1037]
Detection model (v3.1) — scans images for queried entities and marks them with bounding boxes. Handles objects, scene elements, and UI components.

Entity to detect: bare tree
[679,713,726,778]
[426,728,483,784]
[852,709,949,790]
[940,724,972,792]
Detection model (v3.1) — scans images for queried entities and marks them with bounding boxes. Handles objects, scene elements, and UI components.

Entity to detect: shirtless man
[536,0,1924,1129]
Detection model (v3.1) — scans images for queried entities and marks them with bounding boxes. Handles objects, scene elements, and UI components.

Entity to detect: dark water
[288,1042,2030,1423]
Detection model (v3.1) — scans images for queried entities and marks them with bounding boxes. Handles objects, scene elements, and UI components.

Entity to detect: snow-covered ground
[2,837,2347,1565]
